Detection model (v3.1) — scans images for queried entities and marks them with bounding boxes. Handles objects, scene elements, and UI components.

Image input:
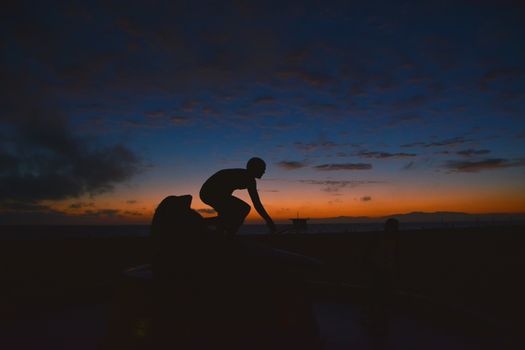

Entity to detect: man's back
[200,168,255,200]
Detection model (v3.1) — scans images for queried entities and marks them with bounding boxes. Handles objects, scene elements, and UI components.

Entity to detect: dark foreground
[1,225,523,349]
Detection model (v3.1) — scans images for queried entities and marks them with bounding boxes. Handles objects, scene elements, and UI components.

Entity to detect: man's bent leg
[200,194,224,232]
[220,197,251,235]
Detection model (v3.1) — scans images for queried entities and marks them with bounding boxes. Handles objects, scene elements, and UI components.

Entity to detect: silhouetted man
[200,157,276,235]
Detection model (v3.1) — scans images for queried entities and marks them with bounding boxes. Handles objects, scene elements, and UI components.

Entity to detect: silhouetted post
[290,217,309,233]
[363,218,400,349]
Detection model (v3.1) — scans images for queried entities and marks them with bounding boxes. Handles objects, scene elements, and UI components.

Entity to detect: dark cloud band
[314,163,372,171]
[444,158,525,173]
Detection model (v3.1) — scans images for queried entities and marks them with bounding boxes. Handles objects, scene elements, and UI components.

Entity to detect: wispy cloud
[387,113,423,127]
[304,102,339,114]
[122,118,163,129]
[402,161,415,170]
[276,69,335,88]
[358,151,417,159]
[122,111,192,129]
[391,95,428,111]
[254,96,275,104]
[361,196,372,202]
[0,201,51,211]
[401,141,426,148]
[299,180,383,192]
[197,208,216,215]
[480,67,524,91]
[145,111,169,119]
[83,209,122,217]
[123,210,143,216]
[293,137,362,153]
[401,137,471,149]
[314,163,372,171]
[456,149,490,157]
[276,160,307,170]
[69,202,95,209]
[444,158,525,173]
[170,116,191,126]
[427,137,471,148]
[294,141,344,152]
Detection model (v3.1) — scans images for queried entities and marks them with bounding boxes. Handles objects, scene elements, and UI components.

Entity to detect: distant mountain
[307,211,525,224]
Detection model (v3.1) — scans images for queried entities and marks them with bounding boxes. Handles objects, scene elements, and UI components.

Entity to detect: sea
[0,220,520,240]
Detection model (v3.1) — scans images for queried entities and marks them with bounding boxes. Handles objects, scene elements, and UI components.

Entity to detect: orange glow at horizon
[52,183,525,224]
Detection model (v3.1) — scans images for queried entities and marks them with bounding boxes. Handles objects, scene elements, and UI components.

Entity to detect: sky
[1,0,525,224]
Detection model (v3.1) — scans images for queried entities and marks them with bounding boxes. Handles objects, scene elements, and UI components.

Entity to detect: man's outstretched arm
[248,186,276,233]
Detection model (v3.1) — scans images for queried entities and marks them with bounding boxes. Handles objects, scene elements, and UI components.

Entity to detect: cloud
[294,141,340,152]
[444,158,525,173]
[350,84,368,97]
[480,67,524,90]
[401,142,426,148]
[276,160,307,170]
[294,141,359,152]
[426,137,471,148]
[402,161,415,170]
[123,111,192,129]
[83,209,122,217]
[122,118,162,129]
[197,208,217,215]
[304,102,339,115]
[401,137,471,149]
[181,99,201,113]
[456,149,491,157]
[0,141,141,203]
[314,163,372,171]
[276,70,335,88]
[123,210,143,216]
[387,113,423,127]
[69,202,95,209]
[360,196,372,202]
[407,74,431,85]
[0,73,143,206]
[170,116,191,126]
[254,96,275,104]
[391,95,428,111]
[145,111,168,119]
[358,151,417,159]
[434,150,451,156]
[299,180,382,192]
[0,201,51,211]
[327,198,343,205]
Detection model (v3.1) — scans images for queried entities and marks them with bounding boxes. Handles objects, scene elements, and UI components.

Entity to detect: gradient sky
[1,0,524,224]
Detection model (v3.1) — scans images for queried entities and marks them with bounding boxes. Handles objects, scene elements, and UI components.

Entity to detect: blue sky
[1,0,524,223]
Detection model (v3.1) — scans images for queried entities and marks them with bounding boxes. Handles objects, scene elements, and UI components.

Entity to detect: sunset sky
[1,0,524,224]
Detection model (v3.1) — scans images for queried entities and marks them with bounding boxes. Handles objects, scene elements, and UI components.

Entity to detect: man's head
[247,157,266,179]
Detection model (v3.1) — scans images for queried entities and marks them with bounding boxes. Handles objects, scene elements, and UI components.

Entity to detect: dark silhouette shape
[363,218,401,349]
[200,157,276,235]
[126,194,322,350]
[150,194,208,280]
